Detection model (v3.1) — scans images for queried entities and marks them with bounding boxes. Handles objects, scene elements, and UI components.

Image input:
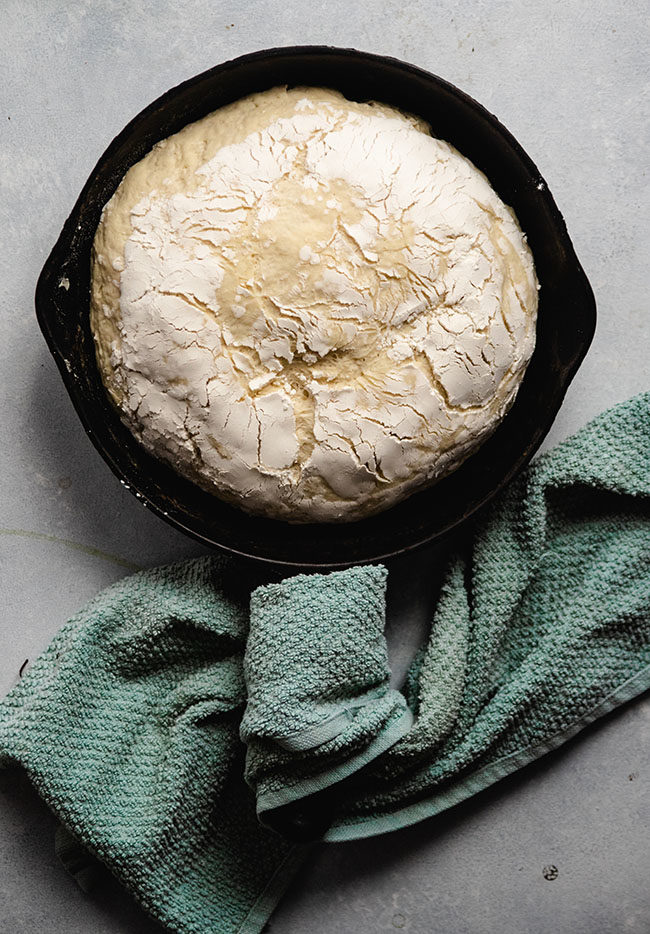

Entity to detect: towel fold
[242,566,413,837]
[1,392,649,934]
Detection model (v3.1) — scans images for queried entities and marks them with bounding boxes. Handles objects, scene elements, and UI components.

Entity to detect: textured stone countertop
[1,2,648,932]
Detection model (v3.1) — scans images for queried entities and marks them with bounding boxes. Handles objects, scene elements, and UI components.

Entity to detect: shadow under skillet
[25,344,207,567]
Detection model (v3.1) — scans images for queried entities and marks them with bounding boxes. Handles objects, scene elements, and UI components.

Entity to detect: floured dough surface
[91,86,538,522]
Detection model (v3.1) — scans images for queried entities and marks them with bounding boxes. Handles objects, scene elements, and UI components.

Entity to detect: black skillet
[35,46,596,568]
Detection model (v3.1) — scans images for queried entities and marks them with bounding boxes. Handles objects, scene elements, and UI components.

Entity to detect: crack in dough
[90,87,538,522]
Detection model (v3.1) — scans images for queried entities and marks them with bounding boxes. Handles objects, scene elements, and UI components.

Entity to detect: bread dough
[90,87,538,522]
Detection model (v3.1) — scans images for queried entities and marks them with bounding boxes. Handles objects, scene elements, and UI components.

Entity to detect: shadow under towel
[1,392,649,934]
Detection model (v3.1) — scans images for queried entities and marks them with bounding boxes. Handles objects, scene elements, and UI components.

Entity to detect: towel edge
[324,662,650,841]
[237,843,314,934]
[257,705,414,814]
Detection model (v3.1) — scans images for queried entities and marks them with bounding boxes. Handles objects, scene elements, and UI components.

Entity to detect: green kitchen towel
[1,392,650,934]
[242,565,414,824]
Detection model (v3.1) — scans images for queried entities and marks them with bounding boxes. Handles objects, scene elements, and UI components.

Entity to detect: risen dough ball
[91,87,538,522]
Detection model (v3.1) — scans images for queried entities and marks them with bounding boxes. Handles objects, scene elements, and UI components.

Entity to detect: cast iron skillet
[35,46,596,568]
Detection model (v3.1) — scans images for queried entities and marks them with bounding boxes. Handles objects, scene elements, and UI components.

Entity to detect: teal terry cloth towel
[1,392,650,934]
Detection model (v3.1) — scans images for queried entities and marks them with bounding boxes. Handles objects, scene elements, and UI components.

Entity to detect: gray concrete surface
[1,1,649,932]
